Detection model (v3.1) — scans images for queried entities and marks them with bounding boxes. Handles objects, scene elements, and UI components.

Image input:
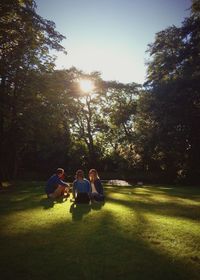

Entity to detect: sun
[79,79,94,93]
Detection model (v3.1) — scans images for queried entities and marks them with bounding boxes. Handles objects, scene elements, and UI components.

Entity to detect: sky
[36,0,191,84]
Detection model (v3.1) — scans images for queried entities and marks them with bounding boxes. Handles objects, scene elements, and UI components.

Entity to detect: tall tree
[0,0,66,183]
[65,69,106,167]
[101,81,140,170]
[136,0,200,182]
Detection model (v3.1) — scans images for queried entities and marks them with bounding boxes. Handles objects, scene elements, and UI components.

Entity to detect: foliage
[0,0,66,182]
[0,0,199,184]
[134,0,200,183]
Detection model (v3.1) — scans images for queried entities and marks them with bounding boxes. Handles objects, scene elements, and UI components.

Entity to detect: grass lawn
[0,182,200,280]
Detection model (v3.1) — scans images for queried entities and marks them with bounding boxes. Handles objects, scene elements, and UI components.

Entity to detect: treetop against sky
[36,0,191,84]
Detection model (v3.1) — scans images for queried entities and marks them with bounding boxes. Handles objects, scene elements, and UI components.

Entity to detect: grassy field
[0,182,200,280]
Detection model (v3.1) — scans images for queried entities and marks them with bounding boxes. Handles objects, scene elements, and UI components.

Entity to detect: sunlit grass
[0,182,199,280]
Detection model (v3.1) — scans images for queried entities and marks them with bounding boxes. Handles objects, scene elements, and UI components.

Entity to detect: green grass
[0,182,200,280]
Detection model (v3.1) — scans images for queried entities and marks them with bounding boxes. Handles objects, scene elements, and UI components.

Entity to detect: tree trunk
[0,75,6,187]
[85,96,96,166]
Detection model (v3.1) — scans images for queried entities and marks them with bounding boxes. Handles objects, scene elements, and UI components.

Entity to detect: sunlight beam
[79,79,94,93]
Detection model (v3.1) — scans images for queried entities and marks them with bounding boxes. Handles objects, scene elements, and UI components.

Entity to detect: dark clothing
[75,192,90,204]
[91,179,104,201]
[45,174,67,195]
[90,192,104,201]
[93,179,104,195]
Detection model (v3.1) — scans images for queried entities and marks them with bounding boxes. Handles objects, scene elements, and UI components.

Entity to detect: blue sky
[36,0,191,84]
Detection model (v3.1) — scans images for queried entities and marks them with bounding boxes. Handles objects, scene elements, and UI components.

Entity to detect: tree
[101,81,140,171]
[18,70,72,178]
[136,0,200,182]
[65,69,106,168]
[0,0,66,183]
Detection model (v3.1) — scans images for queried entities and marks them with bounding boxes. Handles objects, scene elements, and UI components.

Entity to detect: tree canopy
[0,0,199,184]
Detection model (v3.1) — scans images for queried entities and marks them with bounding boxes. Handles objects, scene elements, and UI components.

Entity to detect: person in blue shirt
[89,169,105,202]
[45,168,70,199]
[73,169,91,203]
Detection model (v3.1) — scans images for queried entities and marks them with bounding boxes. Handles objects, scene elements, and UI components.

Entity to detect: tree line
[0,0,199,185]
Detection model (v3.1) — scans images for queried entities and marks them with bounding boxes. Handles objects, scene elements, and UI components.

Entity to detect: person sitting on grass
[89,169,105,202]
[45,168,70,199]
[72,169,91,204]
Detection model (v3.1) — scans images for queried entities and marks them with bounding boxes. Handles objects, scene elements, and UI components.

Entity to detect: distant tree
[102,81,140,170]
[64,69,106,167]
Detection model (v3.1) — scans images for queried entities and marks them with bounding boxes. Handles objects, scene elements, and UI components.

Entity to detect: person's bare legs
[49,185,67,199]
[63,186,70,197]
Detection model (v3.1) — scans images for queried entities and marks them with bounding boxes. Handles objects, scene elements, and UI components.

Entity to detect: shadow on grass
[0,183,70,213]
[104,185,200,221]
[0,210,198,280]
[70,203,91,221]
[91,201,105,211]
[0,184,199,279]
[84,211,198,280]
[40,196,70,209]
[106,195,200,221]
[69,201,105,221]
[0,192,43,214]
[105,185,200,199]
